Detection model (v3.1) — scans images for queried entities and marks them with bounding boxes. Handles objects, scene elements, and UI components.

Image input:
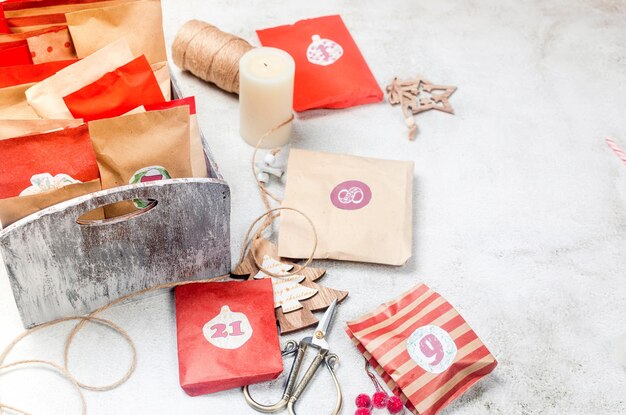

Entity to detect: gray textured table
[1,1,626,414]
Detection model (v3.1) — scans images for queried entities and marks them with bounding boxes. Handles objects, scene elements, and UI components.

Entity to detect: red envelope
[175,280,283,396]
[62,55,165,122]
[0,4,10,34]
[0,59,77,88]
[0,124,99,199]
[257,15,383,111]
[0,40,32,66]
[145,96,196,115]
[346,284,497,415]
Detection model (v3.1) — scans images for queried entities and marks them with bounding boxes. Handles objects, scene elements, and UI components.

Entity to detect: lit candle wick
[264,62,268,68]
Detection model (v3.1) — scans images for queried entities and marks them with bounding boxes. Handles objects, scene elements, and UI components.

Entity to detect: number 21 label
[407,325,457,374]
[203,306,253,350]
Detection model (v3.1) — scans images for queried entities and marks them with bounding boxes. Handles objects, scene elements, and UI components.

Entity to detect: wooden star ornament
[386,77,457,140]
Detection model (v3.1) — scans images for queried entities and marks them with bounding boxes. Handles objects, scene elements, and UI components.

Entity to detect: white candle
[239,47,295,148]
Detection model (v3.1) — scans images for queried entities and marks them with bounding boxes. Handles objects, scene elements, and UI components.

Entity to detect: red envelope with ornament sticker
[62,55,165,122]
[175,280,283,396]
[257,15,383,111]
[346,284,497,415]
[0,124,99,199]
[0,59,77,88]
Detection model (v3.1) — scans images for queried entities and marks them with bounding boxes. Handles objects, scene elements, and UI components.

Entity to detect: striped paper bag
[345,284,497,415]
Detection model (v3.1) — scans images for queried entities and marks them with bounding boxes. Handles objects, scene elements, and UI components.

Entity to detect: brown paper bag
[87,106,192,217]
[0,118,83,139]
[0,179,103,228]
[278,149,414,265]
[66,1,166,64]
[0,82,39,119]
[25,38,134,118]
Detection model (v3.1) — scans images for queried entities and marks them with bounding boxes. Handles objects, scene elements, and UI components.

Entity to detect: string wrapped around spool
[172,20,254,94]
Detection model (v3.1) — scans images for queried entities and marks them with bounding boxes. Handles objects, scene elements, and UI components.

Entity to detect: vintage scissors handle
[243,340,303,413]
[243,339,343,415]
[286,351,342,415]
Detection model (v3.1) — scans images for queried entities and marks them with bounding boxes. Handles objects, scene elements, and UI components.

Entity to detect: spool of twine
[172,19,254,94]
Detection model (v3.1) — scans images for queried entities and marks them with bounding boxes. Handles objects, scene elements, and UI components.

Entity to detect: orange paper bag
[63,55,165,121]
[346,284,497,415]
[175,280,283,396]
[0,124,99,199]
[257,15,383,111]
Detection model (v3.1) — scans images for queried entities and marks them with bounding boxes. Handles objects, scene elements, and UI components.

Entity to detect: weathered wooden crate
[0,76,231,328]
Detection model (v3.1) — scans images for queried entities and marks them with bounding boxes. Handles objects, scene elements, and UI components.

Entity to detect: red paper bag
[175,280,283,396]
[346,284,497,415]
[0,4,10,33]
[0,124,99,199]
[63,55,165,121]
[257,15,383,111]
[0,40,32,66]
[0,59,77,88]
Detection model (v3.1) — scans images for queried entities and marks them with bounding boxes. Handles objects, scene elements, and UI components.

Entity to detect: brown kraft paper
[87,106,192,218]
[0,179,103,228]
[278,149,414,266]
[66,1,167,65]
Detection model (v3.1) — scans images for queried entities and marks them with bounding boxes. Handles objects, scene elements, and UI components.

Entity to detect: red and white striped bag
[345,284,497,415]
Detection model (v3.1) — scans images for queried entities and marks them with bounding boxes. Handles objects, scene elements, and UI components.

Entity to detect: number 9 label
[407,325,457,374]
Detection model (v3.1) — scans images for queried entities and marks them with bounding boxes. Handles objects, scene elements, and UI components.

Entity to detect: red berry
[355,393,372,409]
[355,408,371,415]
[387,395,404,414]
[372,391,389,409]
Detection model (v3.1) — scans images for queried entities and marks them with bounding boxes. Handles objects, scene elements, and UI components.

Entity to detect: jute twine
[0,114,320,414]
[172,20,254,94]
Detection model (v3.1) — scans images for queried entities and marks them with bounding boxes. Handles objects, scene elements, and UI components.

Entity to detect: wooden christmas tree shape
[253,255,319,313]
[232,237,348,334]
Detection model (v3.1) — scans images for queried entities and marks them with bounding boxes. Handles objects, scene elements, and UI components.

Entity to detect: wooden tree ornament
[232,237,348,334]
[386,77,457,140]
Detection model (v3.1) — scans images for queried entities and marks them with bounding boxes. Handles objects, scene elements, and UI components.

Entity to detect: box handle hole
[76,199,158,226]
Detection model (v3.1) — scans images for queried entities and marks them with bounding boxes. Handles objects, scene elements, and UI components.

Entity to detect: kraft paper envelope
[0,82,39,119]
[88,106,192,218]
[0,179,103,229]
[25,38,134,119]
[278,149,414,266]
[66,0,167,64]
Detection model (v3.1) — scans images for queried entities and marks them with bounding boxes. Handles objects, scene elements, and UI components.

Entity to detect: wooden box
[0,76,231,328]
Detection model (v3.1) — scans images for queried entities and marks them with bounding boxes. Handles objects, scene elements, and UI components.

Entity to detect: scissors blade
[312,300,338,348]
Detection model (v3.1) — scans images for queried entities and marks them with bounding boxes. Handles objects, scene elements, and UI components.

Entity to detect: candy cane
[606,137,626,164]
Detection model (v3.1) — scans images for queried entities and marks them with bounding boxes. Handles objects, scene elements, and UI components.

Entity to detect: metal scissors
[243,300,343,415]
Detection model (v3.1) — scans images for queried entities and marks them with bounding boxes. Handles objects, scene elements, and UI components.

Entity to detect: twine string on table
[235,113,322,278]
[172,20,254,94]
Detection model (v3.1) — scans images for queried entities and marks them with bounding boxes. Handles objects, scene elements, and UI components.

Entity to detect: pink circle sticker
[330,180,372,210]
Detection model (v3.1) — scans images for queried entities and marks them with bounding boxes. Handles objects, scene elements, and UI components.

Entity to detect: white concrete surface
[1,0,626,414]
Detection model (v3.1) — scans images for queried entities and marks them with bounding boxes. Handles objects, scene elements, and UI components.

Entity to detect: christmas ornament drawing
[307,34,343,66]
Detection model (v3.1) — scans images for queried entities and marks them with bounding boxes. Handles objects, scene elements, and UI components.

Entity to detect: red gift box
[257,15,383,111]
[175,280,283,396]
